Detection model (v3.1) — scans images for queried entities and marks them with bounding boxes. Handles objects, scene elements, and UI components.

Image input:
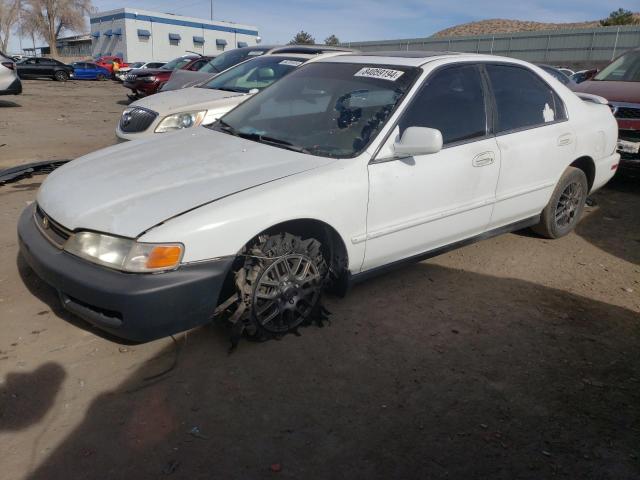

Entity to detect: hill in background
[433,14,640,37]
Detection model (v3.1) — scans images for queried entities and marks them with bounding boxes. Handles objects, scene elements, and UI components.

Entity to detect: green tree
[288,30,315,45]
[324,34,339,46]
[600,8,638,26]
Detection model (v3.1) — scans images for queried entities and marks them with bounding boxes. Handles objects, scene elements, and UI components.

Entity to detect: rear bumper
[0,77,22,95]
[18,204,233,342]
[592,152,621,192]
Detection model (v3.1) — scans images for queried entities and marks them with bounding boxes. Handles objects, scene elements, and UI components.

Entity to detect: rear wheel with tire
[96,73,105,81]
[223,232,328,345]
[54,71,68,82]
[532,167,588,239]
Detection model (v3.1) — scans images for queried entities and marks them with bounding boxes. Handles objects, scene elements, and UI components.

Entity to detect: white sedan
[116,52,345,141]
[19,52,619,345]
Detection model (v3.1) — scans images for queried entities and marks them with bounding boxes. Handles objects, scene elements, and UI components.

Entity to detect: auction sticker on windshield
[354,67,405,81]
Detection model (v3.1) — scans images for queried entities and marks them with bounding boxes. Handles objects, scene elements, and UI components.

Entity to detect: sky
[7,0,639,52]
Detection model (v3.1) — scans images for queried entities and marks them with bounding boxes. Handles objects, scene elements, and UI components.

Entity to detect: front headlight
[155,110,207,133]
[64,232,184,273]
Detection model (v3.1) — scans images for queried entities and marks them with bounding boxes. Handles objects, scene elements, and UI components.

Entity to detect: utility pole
[210,0,214,20]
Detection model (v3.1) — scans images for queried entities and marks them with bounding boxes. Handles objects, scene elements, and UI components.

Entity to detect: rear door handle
[472,151,495,167]
[557,133,573,146]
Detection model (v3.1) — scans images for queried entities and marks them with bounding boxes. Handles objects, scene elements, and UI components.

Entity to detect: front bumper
[123,80,161,97]
[0,77,22,95]
[18,204,233,342]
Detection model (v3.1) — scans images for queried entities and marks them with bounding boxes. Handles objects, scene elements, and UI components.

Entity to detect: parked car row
[18,48,622,346]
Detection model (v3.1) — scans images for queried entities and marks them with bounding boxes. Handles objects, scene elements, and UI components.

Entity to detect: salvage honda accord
[18,52,620,346]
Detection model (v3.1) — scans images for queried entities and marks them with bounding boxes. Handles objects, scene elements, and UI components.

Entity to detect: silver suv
[0,51,22,95]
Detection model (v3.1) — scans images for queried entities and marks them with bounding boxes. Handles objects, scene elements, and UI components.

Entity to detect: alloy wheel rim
[253,254,322,333]
[555,181,583,228]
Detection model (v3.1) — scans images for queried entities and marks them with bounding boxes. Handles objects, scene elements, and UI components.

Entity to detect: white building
[89,8,260,62]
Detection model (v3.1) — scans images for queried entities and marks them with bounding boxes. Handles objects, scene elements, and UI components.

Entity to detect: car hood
[162,70,217,92]
[131,87,247,116]
[37,129,337,238]
[573,80,640,104]
[130,67,168,77]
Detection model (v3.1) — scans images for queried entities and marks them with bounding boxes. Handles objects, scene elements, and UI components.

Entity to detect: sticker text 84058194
[354,67,405,81]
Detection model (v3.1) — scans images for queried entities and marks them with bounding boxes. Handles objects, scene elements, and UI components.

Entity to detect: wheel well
[217,219,351,305]
[570,156,595,192]
[263,219,350,293]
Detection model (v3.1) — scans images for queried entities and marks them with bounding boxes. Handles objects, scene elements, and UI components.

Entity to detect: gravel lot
[1,80,639,480]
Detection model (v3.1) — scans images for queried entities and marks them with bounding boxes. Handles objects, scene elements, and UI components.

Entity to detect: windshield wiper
[237,132,311,154]
[214,122,310,154]
[215,119,239,136]
[215,86,247,93]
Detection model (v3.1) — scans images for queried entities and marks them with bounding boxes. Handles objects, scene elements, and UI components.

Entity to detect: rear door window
[486,64,567,134]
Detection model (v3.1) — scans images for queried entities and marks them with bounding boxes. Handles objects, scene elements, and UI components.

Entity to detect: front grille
[34,205,71,248]
[611,102,640,120]
[615,107,640,120]
[125,74,136,82]
[619,129,640,142]
[119,107,158,133]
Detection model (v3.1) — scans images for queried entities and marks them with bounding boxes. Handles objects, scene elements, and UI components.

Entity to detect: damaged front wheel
[221,232,329,348]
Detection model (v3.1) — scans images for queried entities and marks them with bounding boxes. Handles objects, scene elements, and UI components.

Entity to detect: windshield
[200,56,305,93]
[129,62,144,68]
[210,63,420,158]
[199,48,267,74]
[594,50,640,82]
[162,57,194,70]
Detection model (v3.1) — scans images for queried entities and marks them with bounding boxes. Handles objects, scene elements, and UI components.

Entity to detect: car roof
[269,45,355,54]
[314,51,535,68]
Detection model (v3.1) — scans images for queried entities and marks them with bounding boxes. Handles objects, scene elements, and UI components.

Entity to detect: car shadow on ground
[0,100,21,107]
[23,264,640,480]
[0,362,66,432]
[576,169,640,265]
[116,99,132,106]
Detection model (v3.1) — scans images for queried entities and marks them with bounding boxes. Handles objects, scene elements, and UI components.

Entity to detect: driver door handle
[472,151,495,167]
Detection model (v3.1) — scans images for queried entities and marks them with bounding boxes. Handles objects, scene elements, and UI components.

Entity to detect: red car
[122,55,211,100]
[574,48,640,168]
[95,56,129,74]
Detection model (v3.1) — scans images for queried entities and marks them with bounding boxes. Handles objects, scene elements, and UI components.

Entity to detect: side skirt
[349,215,540,287]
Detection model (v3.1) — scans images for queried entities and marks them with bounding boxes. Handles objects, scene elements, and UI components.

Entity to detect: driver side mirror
[394,127,443,157]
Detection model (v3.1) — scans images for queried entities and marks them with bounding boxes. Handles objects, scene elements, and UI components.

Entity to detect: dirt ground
[0,80,639,480]
[0,80,124,169]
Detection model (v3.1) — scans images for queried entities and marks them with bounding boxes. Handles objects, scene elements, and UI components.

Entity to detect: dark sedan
[16,57,74,81]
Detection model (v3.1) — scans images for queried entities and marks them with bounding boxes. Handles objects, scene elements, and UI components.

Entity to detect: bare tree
[0,0,21,52]
[20,0,93,56]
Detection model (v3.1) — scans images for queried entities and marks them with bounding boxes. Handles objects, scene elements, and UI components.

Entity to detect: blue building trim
[90,12,259,36]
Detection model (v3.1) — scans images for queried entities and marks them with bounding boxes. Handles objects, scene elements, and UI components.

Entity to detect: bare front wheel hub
[253,254,322,333]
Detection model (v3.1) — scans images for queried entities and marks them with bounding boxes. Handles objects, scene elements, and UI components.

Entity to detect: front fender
[139,158,370,273]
